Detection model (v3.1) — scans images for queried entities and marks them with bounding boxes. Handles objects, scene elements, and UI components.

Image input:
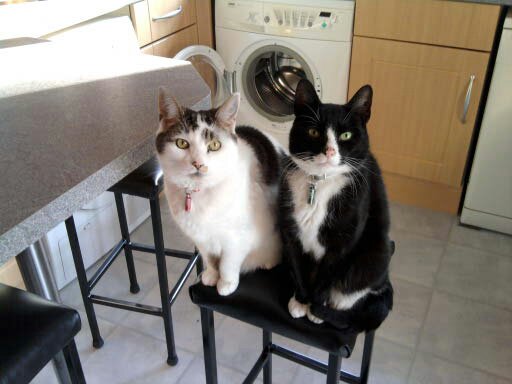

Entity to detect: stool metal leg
[263,330,272,384]
[62,340,86,384]
[150,197,178,366]
[114,192,140,294]
[360,331,375,384]
[65,217,104,349]
[16,243,73,384]
[326,354,341,384]
[200,307,218,384]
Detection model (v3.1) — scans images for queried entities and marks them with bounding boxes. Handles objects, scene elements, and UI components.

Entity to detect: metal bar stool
[189,264,379,384]
[0,283,86,384]
[65,157,199,365]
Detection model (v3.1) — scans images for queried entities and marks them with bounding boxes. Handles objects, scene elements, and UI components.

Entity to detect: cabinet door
[355,0,500,51]
[151,24,198,58]
[349,36,489,212]
[149,0,197,42]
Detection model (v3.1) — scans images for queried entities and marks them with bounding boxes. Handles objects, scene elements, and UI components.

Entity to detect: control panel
[216,0,354,42]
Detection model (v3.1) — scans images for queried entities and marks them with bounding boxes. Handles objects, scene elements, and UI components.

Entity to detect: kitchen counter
[0,43,210,265]
[0,0,142,40]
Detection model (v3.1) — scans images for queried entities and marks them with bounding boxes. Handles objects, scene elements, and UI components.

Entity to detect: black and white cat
[156,90,282,296]
[278,79,393,332]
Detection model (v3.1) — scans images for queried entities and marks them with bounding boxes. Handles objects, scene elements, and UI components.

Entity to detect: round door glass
[186,54,230,108]
[242,45,314,122]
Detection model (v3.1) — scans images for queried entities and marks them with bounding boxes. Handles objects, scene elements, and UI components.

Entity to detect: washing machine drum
[243,45,314,122]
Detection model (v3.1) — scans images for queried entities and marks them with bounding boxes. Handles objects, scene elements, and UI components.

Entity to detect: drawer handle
[461,74,475,124]
[152,5,183,21]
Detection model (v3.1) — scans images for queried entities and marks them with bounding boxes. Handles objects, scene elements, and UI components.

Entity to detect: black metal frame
[199,306,375,384]
[65,191,199,365]
[62,339,87,384]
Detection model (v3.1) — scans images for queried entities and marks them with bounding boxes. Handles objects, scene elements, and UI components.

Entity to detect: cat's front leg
[201,254,220,287]
[217,246,246,296]
[288,295,308,318]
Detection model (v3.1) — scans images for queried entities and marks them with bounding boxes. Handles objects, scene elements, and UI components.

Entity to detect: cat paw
[288,296,308,318]
[217,278,239,296]
[201,269,219,287]
[307,307,324,324]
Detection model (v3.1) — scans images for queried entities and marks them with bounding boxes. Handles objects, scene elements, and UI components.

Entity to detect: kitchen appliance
[461,10,512,235]
[175,0,355,147]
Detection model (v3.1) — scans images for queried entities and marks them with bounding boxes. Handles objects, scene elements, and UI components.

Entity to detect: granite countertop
[0,0,142,40]
[0,43,210,265]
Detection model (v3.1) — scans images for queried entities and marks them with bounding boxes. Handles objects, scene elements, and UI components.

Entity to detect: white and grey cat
[156,89,282,296]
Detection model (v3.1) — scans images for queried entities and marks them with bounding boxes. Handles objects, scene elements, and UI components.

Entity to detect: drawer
[151,24,198,58]
[354,0,500,51]
[149,0,197,42]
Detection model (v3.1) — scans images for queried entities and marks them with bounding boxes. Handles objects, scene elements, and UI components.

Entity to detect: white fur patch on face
[157,117,238,190]
[289,167,350,261]
[291,127,348,177]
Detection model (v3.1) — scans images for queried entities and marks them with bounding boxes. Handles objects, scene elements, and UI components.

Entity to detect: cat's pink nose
[192,161,203,170]
[324,146,336,158]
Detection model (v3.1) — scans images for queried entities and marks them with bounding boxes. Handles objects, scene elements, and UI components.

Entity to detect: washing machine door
[174,45,231,108]
[236,43,321,123]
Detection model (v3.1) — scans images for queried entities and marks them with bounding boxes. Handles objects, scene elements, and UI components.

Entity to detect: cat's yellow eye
[308,128,320,138]
[339,131,352,141]
[175,138,189,149]
[208,139,222,151]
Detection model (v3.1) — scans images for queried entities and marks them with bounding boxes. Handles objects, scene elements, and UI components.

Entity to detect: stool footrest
[90,294,163,316]
[130,242,195,260]
[270,344,360,384]
[243,347,271,384]
[170,252,200,306]
[88,239,127,291]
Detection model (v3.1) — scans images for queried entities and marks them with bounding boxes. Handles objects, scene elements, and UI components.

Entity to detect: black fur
[278,79,393,333]
[236,125,280,185]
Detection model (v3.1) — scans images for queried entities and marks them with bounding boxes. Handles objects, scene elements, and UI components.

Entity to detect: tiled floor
[32,198,512,384]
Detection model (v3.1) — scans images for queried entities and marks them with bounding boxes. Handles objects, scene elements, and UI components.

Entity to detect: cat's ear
[215,93,240,134]
[294,79,320,117]
[158,87,183,122]
[347,85,373,123]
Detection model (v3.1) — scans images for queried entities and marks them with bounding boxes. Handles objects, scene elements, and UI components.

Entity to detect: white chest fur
[288,169,349,260]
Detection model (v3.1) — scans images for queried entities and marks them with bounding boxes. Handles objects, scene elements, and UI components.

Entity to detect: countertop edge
[0,94,210,266]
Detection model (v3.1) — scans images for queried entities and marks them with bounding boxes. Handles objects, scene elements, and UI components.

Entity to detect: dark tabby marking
[236,125,280,185]
[156,109,219,154]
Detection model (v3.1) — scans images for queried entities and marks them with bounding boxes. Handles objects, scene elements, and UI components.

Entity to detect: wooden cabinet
[148,0,197,42]
[130,0,213,57]
[349,0,500,213]
[355,0,500,51]
[152,24,198,57]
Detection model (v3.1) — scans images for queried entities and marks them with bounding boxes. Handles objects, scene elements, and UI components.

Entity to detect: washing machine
[175,0,354,147]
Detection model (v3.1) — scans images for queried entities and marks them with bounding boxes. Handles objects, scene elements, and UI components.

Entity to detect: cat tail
[310,281,394,333]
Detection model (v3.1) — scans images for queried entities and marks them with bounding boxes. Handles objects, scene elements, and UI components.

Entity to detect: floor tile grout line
[431,286,512,315]
[415,350,512,383]
[405,238,450,383]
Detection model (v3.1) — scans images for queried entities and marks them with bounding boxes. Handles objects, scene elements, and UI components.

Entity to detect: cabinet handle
[152,5,183,21]
[461,75,475,124]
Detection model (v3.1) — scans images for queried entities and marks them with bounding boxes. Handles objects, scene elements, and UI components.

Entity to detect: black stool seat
[190,264,358,355]
[0,284,83,384]
[109,157,163,199]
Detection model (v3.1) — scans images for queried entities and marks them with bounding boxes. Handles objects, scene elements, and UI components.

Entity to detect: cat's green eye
[339,131,352,141]
[308,128,320,138]
[208,139,222,151]
[175,138,189,149]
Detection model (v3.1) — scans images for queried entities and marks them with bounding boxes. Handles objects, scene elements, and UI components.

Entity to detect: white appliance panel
[461,12,512,235]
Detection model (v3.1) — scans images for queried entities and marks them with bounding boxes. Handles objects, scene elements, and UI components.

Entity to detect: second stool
[65,157,199,365]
